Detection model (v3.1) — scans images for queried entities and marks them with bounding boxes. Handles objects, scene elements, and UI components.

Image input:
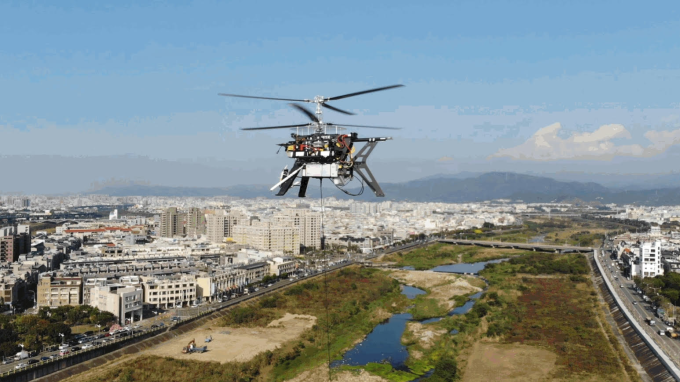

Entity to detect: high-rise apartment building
[0,225,30,264]
[640,240,664,278]
[185,208,207,236]
[206,210,246,243]
[278,209,321,250]
[233,221,300,255]
[159,207,180,237]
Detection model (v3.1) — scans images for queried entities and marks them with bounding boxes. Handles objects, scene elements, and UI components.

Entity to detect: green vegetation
[383,243,530,270]
[438,217,612,247]
[635,273,680,319]
[341,363,415,382]
[408,296,449,321]
[0,305,115,357]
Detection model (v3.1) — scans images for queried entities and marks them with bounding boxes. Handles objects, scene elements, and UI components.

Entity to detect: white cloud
[489,122,680,161]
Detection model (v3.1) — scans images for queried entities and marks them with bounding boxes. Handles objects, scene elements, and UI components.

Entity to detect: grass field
[444,218,612,248]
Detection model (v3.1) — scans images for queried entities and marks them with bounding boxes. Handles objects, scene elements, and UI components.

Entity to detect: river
[332,259,503,379]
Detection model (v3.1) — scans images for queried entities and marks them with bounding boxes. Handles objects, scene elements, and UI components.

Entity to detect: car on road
[27,359,38,365]
[59,350,70,356]
[2,358,13,365]
[171,316,181,321]
[633,301,637,305]
[150,324,159,329]
[71,346,81,351]
[82,343,94,350]
[15,363,27,370]
[40,356,50,361]
[159,322,165,327]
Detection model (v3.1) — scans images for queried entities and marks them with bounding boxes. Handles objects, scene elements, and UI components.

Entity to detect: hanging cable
[320,178,331,381]
[334,175,364,197]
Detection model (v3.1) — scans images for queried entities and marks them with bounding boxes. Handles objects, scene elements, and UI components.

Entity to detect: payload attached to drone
[219,85,404,198]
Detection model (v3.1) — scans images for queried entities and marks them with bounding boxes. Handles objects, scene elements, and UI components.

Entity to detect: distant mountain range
[87,172,680,206]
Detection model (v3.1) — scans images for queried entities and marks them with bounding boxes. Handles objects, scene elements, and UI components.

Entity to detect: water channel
[332,259,505,378]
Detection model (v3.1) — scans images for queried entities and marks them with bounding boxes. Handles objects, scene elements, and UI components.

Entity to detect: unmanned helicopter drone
[219,85,404,198]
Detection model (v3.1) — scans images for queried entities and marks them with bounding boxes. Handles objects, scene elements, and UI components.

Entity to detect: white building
[267,257,296,276]
[640,240,664,278]
[92,283,143,325]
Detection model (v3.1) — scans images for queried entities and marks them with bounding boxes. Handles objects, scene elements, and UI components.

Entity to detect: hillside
[88,172,680,206]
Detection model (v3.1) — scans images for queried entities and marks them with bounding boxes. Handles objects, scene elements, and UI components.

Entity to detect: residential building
[237,262,271,285]
[206,210,246,243]
[233,222,300,255]
[141,276,197,309]
[267,256,296,276]
[185,207,206,236]
[37,275,83,308]
[279,208,321,250]
[641,240,664,278]
[160,207,181,237]
[195,267,246,302]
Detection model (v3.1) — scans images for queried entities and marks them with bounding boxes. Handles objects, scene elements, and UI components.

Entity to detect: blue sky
[2,0,680,192]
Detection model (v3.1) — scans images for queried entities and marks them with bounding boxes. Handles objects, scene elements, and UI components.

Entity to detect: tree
[428,356,457,381]
[45,322,71,344]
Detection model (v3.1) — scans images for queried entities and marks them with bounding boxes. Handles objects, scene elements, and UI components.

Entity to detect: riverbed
[333,260,502,379]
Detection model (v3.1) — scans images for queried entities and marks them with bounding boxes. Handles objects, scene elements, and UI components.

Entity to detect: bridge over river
[437,239,593,253]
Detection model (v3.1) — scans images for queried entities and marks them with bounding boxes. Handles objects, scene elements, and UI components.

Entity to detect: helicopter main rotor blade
[219,93,307,102]
[326,84,404,101]
[327,123,402,130]
[240,123,311,131]
[322,103,355,115]
[289,103,319,123]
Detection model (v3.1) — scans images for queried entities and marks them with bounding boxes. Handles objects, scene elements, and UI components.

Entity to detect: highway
[597,246,680,367]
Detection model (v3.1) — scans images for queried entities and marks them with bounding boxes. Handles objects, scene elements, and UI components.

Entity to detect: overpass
[437,239,593,253]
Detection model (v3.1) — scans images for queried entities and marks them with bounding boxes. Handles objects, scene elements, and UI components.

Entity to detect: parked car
[84,331,94,336]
